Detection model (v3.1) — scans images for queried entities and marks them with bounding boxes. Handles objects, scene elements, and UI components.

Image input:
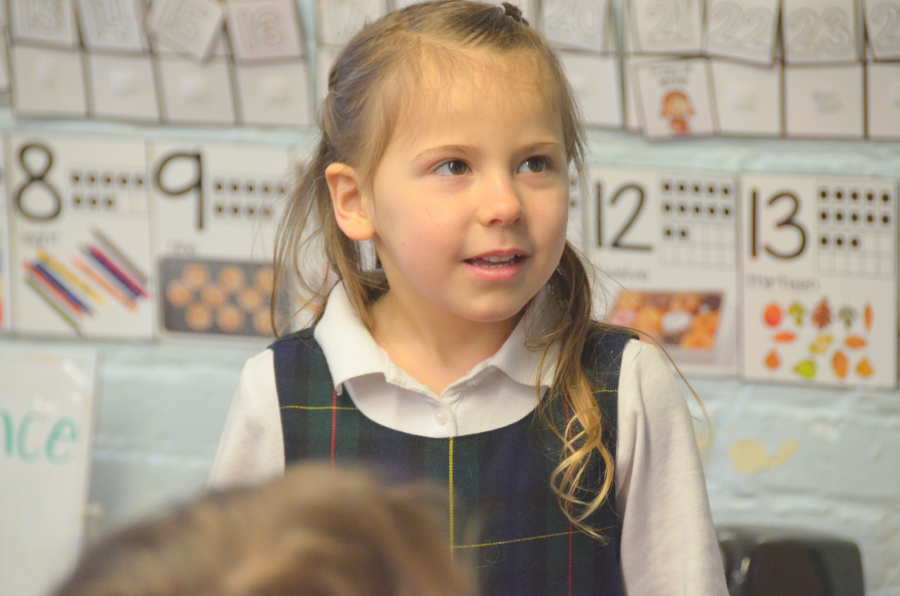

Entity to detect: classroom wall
[2,0,899,595]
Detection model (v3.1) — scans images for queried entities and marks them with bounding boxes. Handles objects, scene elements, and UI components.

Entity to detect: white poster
[149,141,295,339]
[7,134,155,340]
[0,348,97,596]
[740,173,898,389]
[588,166,740,377]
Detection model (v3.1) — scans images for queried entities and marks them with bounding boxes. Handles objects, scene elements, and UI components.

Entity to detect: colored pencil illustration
[36,248,103,305]
[25,277,83,336]
[91,228,149,287]
[71,257,137,311]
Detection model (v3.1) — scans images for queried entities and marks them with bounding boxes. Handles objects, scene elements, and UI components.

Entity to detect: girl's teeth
[470,255,520,268]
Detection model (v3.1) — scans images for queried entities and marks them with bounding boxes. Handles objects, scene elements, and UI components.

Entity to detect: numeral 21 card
[149,141,295,340]
[588,167,740,377]
[741,173,898,389]
[629,0,705,55]
[6,134,154,339]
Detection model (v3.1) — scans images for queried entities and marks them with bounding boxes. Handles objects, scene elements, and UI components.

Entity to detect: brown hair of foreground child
[53,463,475,596]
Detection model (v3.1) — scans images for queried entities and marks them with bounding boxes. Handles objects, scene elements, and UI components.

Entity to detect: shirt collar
[314,282,559,391]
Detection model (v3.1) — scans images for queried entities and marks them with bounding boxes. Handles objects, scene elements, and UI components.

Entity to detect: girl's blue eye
[519,156,551,174]
[436,160,470,176]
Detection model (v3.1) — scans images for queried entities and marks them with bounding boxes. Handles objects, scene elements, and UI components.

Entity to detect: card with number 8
[587,166,740,377]
[740,173,898,389]
[6,134,154,340]
[148,141,295,340]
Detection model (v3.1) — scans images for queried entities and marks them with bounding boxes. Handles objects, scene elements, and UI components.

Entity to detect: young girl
[211,2,727,594]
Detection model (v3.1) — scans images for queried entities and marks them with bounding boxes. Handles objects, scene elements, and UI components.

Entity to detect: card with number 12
[740,173,898,389]
[588,166,740,377]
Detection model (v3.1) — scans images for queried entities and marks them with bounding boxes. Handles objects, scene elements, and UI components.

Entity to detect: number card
[632,58,717,139]
[784,64,864,139]
[559,52,623,128]
[234,60,312,127]
[865,0,900,60]
[629,0,705,55]
[226,0,305,62]
[147,0,225,60]
[0,145,11,333]
[542,0,611,53]
[0,33,12,94]
[866,62,900,140]
[9,0,80,47]
[87,54,161,123]
[711,59,782,136]
[317,0,388,47]
[149,142,294,339]
[76,0,148,52]
[157,55,236,125]
[6,134,154,340]
[706,0,780,64]
[10,46,88,118]
[588,167,740,376]
[741,173,899,389]
[782,0,860,64]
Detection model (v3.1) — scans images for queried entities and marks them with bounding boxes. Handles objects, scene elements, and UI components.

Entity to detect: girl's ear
[325,163,375,241]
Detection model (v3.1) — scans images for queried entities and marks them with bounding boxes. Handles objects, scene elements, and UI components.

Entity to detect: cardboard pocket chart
[740,172,899,389]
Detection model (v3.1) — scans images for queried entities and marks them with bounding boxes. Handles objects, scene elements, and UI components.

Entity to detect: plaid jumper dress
[274,327,631,596]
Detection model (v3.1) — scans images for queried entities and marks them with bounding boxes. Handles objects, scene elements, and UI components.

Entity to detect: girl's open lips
[463,251,528,280]
[464,254,524,268]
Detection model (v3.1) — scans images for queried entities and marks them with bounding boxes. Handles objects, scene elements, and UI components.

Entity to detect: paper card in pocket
[541,0,610,53]
[226,0,305,62]
[711,58,782,137]
[784,64,864,138]
[9,0,80,47]
[77,0,148,52]
[88,54,161,123]
[0,34,10,93]
[633,57,716,139]
[629,0,704,55]
[147,0,225,60]
[317,0,387,47]
[234,60,312,127]
[782,0,860,64]
[157,55,236,125]
[705,0,780,64]
[11,46,87,118]
[866,62,900,140]
[864,0,900,60]
[560,52,623,128]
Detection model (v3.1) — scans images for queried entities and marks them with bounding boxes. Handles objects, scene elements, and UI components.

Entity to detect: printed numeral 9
[154,152,205,231]
[750,190,808,259]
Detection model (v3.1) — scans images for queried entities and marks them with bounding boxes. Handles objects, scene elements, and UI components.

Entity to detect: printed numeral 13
[750,189,808,259]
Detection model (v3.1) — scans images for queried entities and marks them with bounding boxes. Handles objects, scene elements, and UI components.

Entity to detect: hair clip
[499,2,528,26]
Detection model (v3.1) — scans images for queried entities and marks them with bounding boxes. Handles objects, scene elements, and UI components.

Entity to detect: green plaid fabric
[274,327,632,596]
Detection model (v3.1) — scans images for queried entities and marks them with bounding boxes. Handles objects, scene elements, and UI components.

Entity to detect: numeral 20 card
[6,134,154,339]
[588,167,740,377]
[149,141,295,340]
[741,173,899,389]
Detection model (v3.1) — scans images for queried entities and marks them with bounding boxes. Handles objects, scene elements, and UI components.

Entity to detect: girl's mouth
[465,254,523,268]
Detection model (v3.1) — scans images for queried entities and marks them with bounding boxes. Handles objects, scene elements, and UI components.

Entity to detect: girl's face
[365,57,569,326]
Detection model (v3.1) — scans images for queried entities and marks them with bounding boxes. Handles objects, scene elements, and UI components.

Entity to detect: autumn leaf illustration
[811,298,832,330]
[837,307,857,329]
[787,302,806,326]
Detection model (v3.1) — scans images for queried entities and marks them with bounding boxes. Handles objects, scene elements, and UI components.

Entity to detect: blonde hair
[55,464,474,596]
[273,0,614,538]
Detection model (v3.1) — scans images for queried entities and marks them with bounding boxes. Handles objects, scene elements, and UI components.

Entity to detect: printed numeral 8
[14,143,63,222]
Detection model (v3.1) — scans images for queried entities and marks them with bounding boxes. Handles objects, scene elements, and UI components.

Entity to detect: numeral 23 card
[149,141,295,340]
[588,166,740,377]
[741,173,898,389]
[6,134,154,339]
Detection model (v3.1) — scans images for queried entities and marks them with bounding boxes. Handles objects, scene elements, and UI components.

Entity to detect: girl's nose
[479,173,524,226]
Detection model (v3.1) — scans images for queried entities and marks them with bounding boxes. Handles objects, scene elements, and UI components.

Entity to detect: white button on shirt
[209,282,728,596]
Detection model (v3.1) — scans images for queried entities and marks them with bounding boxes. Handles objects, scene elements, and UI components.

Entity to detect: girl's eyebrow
[413,141,563,161]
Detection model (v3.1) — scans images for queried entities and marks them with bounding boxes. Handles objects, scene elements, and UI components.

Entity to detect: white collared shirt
[209,283,728,596]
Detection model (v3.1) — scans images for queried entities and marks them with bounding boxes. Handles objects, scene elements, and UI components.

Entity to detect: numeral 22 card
[741,173,899,389]
[6,134,154,339]
[149,141,295,340]
[588,167,740,377]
